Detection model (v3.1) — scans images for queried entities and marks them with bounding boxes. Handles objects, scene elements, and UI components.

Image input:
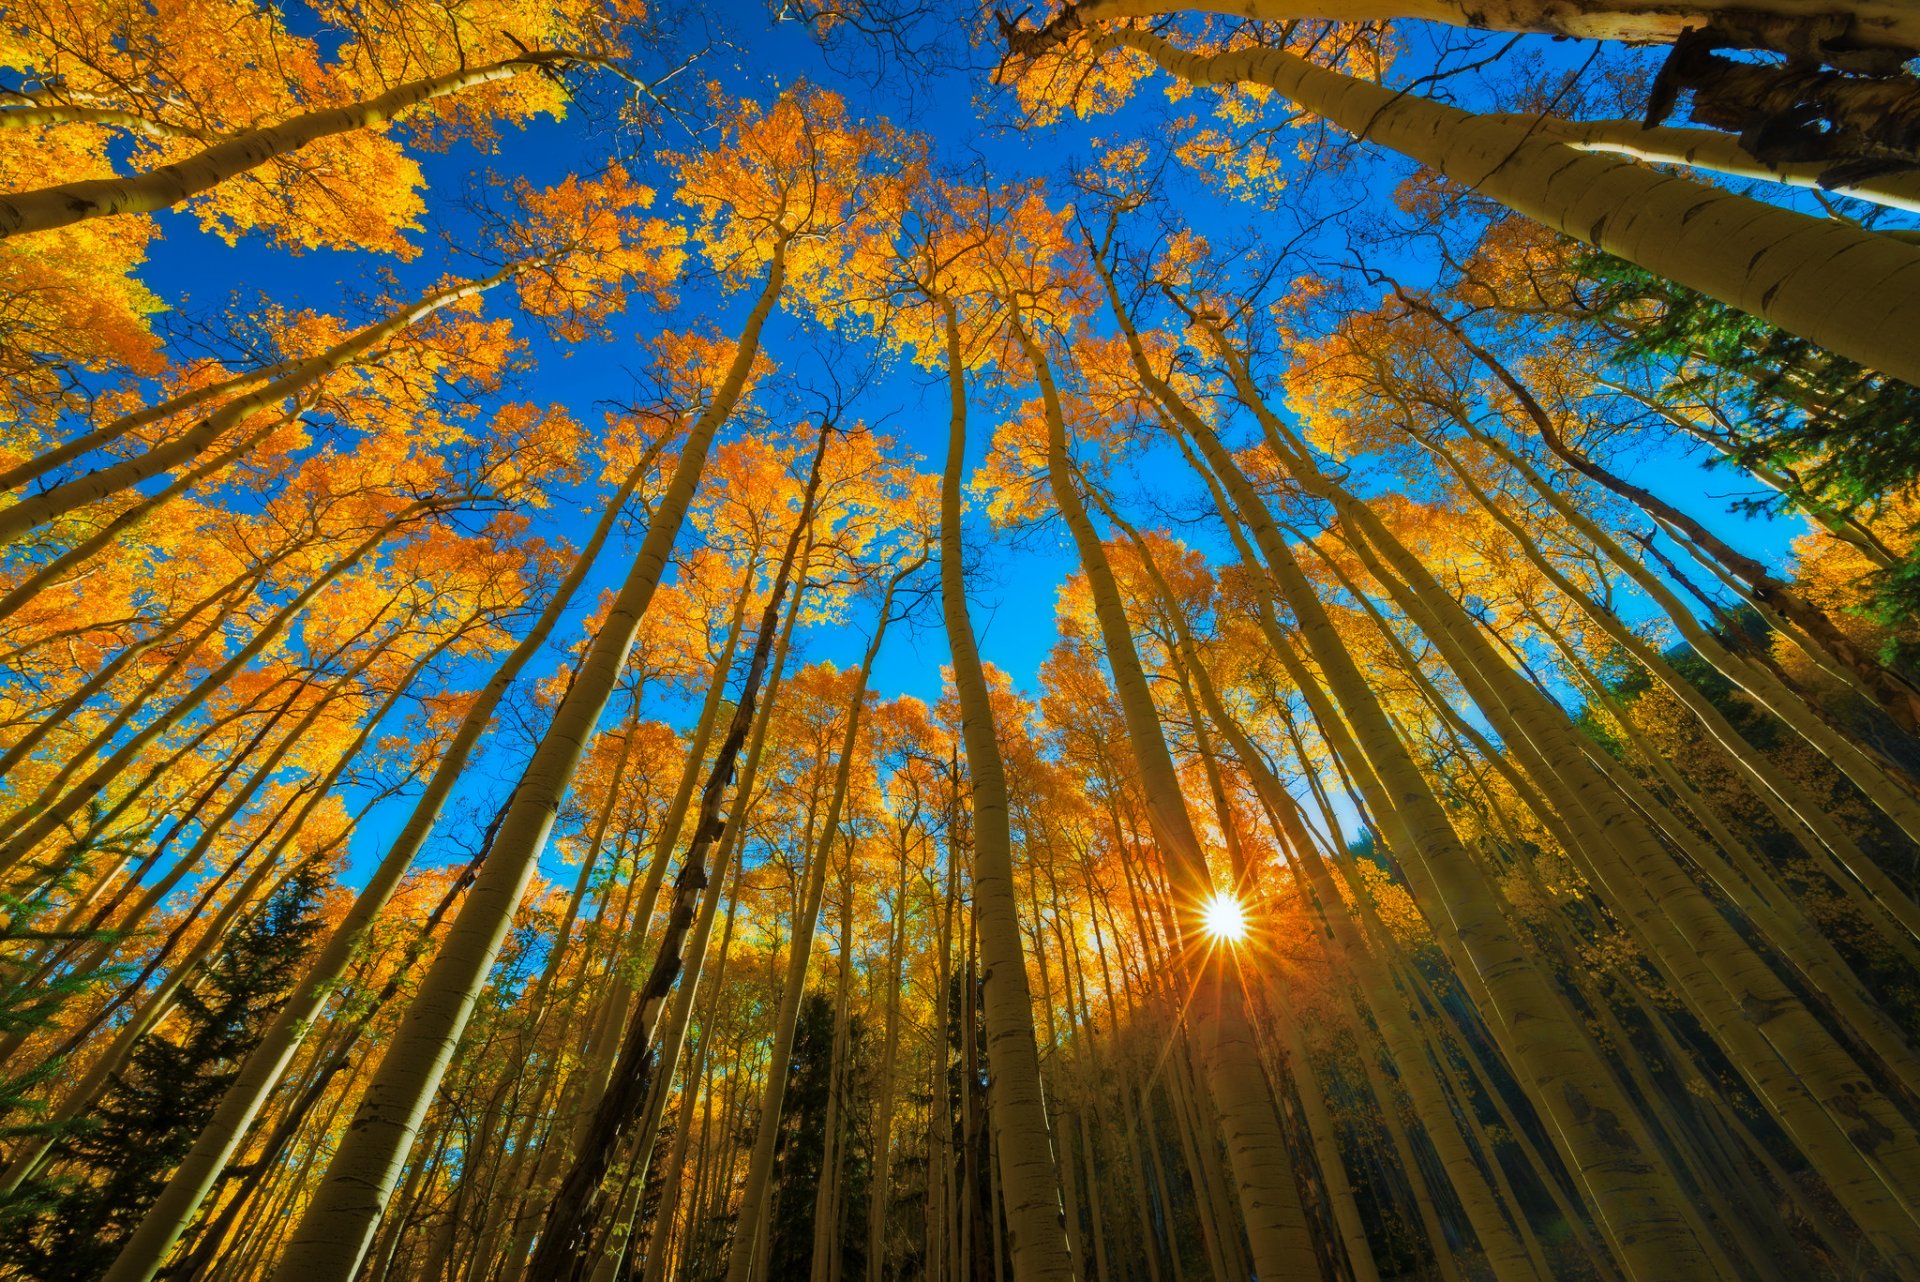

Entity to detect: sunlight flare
[1201,891,1249,944]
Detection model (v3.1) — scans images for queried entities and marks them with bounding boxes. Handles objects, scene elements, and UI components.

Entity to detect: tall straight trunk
[1073,25,1920,386]
[1479,112,1920,215]
[1011,314,1320,1281]
[101,456,652,1282]
[1111,498,1540,1280]
[929,789,961,1282]
[269,248,787,1282]
[933,300,1075,1280]
[865,835,911,1282]
[810,848,859,1282]
[724,563,914,1282]
[637,875,744,1282]
[0,51,591,238]
[562,549,762,1141]
[577,558,805,1282]
[1297,431,1920,1269]
[524,412,827,1282]
[1458,410,1920,843]
[504,561,777,1282]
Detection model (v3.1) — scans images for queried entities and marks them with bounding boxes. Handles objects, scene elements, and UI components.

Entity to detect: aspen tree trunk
[1427,420,1920,943]
[559,550,761,1141]
[101,458,650,1282]
[525,415,828,1282]
[866,840,911,1282]
[0,508,430,876]
[0,402,316,615]
[929,795,961,1282]
[570,559,805,1282]
[0,555,268,783]
[725,564,913,1282]
[1013,316,1320,1280]
[1075,866,1169,1282]
[1164,414,1719,1277]
[562,579,791,1282]
[0,562,271,826]
[637,879,744,1282]
[1414,296,1920,732]
[1094,493,1408,1282]
[0,269,520,545]
[0,51,590,237]
[934,301,1076,1281]
[1479,113,1920,215]
[1474,422,1920,836]
[1081,27,1920,386]
[1023,855,1091,1276]
[1052,915,1114,1282]
[1311,461,1920,1269]
[444,694,650,1281]
[1024,0,1920,55]
[810,847,859,1282]
[269,249,789,1282]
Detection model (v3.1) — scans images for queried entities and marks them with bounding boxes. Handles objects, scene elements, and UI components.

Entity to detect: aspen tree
[724,555,920,1282]
[1007,313,1321,1280]
[267,237,788,1282]
[930,288,1077,1279]
[101,452,657,1282]
[1001,21,1920,385]
[525,421,832,1282]
[0,52,620,239]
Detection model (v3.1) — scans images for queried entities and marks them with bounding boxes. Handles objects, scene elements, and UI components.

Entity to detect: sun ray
[1201,891,1248,944]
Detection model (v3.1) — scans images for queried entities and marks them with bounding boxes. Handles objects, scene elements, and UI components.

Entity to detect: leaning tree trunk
[0,506,434,876]
[1020,0,1920,58]
[1113,339,1719,1275]
[101,455,653,1282]
[267,248,788,1282]
[0,51,592,238]
[0,265,519,545]
[523,417,831,1282]
[1060,26,1920,386]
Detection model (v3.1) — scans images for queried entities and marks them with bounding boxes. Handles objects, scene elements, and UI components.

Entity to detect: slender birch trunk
[0,272,521,545]
[100,456,650,1282]
[267,250,788,1282]
[524,413,827,1282]
[934,300,1076,1280]
[724,563,915,1282]
[1012,313,1320,1280]
[0,507,433,876]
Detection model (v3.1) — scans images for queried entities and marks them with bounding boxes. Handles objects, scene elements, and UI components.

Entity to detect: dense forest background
[3,0,1920,1280]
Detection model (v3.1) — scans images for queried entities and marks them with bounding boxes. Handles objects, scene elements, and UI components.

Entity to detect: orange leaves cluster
[670,86,900,306]
[504,165,686,340]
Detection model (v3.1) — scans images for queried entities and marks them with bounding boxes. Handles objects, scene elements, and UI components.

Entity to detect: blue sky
[119,1,1836,881]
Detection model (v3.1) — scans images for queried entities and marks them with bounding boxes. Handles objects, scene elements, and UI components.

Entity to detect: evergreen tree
[766,988,871,1278]
[0,868,326,1282]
